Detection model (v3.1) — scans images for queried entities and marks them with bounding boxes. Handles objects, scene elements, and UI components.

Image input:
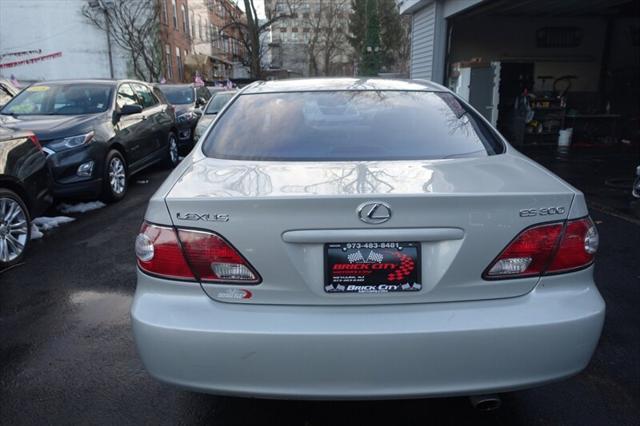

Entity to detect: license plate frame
[324,242,422,294]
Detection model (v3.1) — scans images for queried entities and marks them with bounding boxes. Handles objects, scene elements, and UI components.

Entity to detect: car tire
[0,188,31,269]
[101,150,128,203]
[165,131,180,168]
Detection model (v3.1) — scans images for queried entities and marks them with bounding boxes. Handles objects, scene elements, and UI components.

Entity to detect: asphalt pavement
[1,164,639,426]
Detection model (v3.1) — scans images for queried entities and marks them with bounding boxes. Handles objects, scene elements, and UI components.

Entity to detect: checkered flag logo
[387,252,416,282]
[347,251,365,263]
[367,250,384,263]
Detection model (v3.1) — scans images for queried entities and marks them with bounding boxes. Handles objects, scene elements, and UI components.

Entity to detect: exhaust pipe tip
[469,394,502,411]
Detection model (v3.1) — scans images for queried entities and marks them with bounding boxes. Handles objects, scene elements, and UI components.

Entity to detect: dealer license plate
[324,242,421,294]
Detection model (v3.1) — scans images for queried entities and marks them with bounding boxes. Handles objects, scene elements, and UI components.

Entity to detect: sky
[235,0,267,19]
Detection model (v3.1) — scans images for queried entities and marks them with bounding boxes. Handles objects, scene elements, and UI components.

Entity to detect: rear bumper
[131,268,605,399]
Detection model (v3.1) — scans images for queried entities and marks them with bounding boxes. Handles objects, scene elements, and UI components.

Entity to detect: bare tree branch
[82,0,163,81]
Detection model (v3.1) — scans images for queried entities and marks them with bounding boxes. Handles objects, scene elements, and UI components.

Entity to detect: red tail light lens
[28,134,42,150]
[135,222,260,283]
[177,229,260,283]
[135,223,193,279]
[547,218,598,273]
[484,217,598,280]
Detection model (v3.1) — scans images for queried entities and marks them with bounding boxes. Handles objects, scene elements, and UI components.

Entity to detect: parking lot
[1,159,639,426]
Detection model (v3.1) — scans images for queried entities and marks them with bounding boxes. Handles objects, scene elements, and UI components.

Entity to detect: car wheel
[165,131,179,168]
[0,189,31,269]
[102,150,128,203]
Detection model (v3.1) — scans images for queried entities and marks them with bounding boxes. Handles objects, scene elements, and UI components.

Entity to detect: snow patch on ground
[57,201,106,214]
[30,224,44,240]
[32,216,75,231]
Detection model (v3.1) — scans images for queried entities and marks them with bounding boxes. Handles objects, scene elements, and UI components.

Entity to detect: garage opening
[445,0,640,219]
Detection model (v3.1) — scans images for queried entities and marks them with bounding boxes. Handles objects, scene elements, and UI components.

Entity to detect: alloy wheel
[0,197,29,263]
[109,156,126,195]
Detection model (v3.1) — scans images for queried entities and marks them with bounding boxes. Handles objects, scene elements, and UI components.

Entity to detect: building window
[182,5,188,33]
[280,27,287,32]
[172,0,178,28]
[212,26,218,47]
[161,0,168,23]
[176,47,183,81]
[165,44,173,80]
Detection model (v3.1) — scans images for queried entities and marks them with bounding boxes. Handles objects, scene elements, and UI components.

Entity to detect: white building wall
[0,0,130,81]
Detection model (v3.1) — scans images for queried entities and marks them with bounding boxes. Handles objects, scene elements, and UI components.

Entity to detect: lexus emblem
[357,201,392,224]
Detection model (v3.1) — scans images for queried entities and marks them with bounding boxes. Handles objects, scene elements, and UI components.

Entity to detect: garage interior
[445,0,640,219]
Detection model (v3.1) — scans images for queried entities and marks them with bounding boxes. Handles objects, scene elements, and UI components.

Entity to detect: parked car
[206,86,227,96]
[0,127,52,268]
[156,84,210,150]
[0,78,20,109]
[132,78,604,401]
[193,90,236,142]
[0,80,179,202]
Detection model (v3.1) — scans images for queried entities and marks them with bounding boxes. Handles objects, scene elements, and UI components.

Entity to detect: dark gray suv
[0,79,179,202]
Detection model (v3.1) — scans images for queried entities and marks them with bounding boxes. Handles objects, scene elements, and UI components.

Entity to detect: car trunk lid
[164,154,575,305]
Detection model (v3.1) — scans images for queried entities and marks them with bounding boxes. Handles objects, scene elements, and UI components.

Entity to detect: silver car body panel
[132,267,605,399]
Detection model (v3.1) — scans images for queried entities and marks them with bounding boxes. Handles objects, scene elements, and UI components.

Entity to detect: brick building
[159,0,192,82]
[167,0,248,82]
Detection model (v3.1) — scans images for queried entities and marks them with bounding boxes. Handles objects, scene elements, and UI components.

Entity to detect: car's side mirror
[196,97,206,107]
[120,104,143,116]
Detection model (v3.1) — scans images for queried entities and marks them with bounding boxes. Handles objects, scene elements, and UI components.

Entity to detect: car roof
[242,78,447,94]
[24,79,153,87]
[156,83,195,88]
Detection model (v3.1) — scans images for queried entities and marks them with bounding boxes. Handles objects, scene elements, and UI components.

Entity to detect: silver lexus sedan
[132,78,605,400]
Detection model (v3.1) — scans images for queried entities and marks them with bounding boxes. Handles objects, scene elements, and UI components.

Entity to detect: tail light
[135,222,260,283]
[483,217,598,279]
[28,134,42,151]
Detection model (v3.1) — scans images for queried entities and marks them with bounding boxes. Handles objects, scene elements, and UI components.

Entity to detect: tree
[347,0,366,63]
[220,0,300,78]
[82,0,163,81]
[378,0,403,70]
[347,0,407,75]
[303,0,351,76]
[360,0,380,76]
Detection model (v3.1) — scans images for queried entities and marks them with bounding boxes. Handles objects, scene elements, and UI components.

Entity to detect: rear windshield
[205,92,235,114]
[1,83,113,115]
[161,86,195,105]
[202,91,503,161]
